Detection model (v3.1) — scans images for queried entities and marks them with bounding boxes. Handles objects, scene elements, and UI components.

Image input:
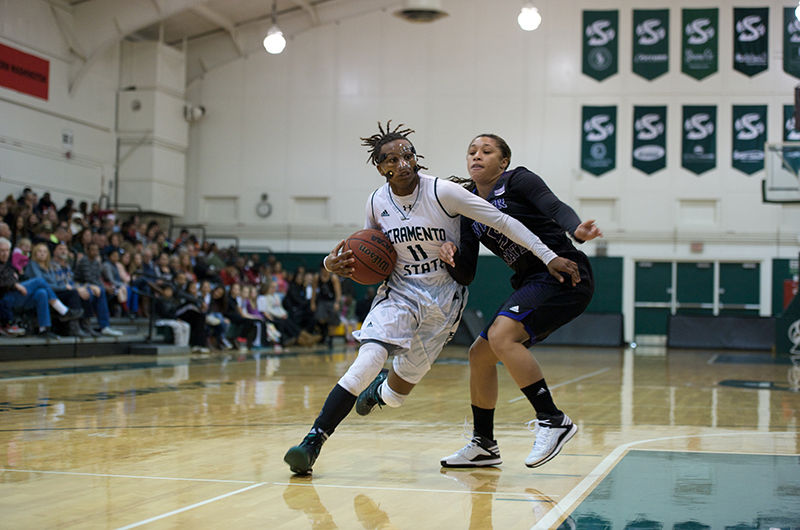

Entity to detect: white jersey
[365,174,458,288]
[364,174,557,291]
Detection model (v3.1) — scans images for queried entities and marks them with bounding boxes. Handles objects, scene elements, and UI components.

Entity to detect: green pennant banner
[682,8,718,80]
[782,104,800,173]
[783,8,800,80]
[682,105,716,175]
[632,106,667,175]
[583,10,618,81]
[732,105,766,175]
[581,106,616,176]
[633,9,669,80]
[733,8,768,77]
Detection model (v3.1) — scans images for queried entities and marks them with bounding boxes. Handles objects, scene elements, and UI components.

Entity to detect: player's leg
[441,337,503,468]
[284,340,389,474]
[491,273,592,468]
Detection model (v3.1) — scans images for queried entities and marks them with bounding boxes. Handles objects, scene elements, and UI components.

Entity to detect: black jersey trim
[434,178,459,218]
[369,188,380,222]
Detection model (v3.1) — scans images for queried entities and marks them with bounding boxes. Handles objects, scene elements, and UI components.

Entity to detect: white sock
[51,300,68,315]
[378,379,407,408]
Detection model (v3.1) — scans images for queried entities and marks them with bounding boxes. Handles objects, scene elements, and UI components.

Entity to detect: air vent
[394,0,448,23]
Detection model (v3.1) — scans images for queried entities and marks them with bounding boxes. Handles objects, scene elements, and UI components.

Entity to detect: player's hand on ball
[439,241,457,267]
[574,219,603,242]
[547,257,581,287]
[325,240,355,278]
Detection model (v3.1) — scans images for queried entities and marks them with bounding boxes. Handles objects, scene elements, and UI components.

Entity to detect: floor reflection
[282,476,337,529]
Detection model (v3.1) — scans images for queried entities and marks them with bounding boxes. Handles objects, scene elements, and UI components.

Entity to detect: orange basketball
[344,229,397,285]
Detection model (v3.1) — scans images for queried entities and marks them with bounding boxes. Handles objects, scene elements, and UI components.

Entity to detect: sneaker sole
[440,456,502,468]
[283,447,312,475]
[525,423,578,468]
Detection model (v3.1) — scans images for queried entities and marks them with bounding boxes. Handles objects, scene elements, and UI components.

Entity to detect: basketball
[344,229,397,285]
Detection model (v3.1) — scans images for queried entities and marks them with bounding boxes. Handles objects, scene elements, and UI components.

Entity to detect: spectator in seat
[0,237,82,338]
[224,283,257,349]
[257,281,301,347]
[206,284,232,350]
[311,264,341,348]
[25,243,88,337]
[101,249,129,314]
[50,242,122,337]
[73,242,124,335]
[153,284,190,347]
[11,237,31,274]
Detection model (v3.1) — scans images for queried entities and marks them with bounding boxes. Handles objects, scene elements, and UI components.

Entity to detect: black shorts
[480,256,594,347]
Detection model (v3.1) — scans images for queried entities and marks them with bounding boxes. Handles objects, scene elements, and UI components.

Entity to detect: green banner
[682,105,716,175]
[784,8,800,80]
[682,8,718,80]
[732,105,766,175]
[583,10,618,81]
[581,106,616,176]
[782,104,800,173]
[633,9,669,80]
[632,106,667,175]
[733,8,768,77]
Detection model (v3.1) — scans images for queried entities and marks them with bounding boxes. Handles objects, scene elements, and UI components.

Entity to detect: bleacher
[0,317,186,360]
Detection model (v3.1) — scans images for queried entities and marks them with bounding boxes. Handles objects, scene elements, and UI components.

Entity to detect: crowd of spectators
[0,187,376,350]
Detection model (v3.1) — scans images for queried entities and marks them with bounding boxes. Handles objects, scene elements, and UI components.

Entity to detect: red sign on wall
[0,43,49,100]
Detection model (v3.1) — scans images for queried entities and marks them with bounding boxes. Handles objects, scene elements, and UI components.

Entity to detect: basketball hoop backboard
[764,143,800,203]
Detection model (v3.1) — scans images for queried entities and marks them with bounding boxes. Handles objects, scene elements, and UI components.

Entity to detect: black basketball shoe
[284,428,328,475]
[355,369,388,416]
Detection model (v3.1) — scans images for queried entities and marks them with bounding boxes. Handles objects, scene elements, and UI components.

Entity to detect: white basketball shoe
[524,413,577,468]
[441,434,502,468]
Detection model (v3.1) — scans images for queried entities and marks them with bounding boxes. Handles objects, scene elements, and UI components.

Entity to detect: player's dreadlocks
[360,120,426,170]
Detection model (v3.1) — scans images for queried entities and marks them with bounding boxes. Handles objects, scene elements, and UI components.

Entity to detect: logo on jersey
[381,210,390,217]
[509,305,520,313]
[494,184,506,196]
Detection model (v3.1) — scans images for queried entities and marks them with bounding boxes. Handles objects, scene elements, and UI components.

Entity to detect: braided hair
[360,120,427,170]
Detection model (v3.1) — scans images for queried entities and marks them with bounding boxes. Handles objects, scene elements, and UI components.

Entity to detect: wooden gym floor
[1,344,798,529]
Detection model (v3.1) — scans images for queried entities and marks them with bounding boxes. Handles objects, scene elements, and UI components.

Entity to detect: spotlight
[518,3,542,31]
[795,1,800,22]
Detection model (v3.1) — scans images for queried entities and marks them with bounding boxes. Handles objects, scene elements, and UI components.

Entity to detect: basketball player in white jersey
[283,121,581,475]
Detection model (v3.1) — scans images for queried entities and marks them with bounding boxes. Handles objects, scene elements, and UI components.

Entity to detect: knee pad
[338,342,388,395]
[379,380,407,408]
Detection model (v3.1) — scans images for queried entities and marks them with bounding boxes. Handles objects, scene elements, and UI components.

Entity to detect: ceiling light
[796,1,800,22]
[518,3,542,31]
[263,25,286,54]
[263,1,286,55]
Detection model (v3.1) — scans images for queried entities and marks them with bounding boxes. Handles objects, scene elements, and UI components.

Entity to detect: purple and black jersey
[449,166,588,289]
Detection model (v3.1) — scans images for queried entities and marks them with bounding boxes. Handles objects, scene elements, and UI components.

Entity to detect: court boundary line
[531,430,798,529]
[0,468,257,484]
[509,368,610,403]
[0,467,559,499]
[116,482,267,529]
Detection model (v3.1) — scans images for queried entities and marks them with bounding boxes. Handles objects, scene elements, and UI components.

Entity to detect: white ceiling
[57,0,421,83]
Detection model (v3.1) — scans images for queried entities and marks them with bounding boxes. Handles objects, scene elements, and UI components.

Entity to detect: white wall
[184,0,800,258]
[0,0,118,206]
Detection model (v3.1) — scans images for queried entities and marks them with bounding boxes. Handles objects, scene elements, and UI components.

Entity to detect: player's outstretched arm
[323,240,355,278]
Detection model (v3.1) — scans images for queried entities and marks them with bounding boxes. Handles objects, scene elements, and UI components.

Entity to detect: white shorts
[353,280,468,384]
